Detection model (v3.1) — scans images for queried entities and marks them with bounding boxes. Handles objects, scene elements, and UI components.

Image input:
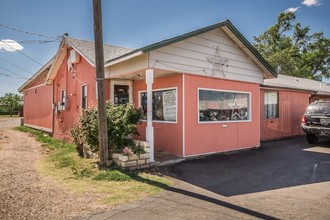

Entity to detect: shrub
[77,102,142,153]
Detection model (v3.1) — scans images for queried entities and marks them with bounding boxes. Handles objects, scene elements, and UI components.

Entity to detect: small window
[114,85,129,104]
[82,85,88,110]
[199,89,250,122]
[140,88,177,122]
[264,91,279,118]
[61,90,66,102]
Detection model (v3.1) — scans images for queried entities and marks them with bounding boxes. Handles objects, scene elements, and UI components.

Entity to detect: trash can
[20,118,24,126]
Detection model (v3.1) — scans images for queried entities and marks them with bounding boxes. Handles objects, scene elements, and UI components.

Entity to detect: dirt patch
[0,128,107,220]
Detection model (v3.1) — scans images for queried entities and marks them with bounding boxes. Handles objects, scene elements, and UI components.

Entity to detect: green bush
[78,102,142,153]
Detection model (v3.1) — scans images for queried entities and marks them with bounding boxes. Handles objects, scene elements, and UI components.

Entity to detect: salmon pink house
[19,20,279,159]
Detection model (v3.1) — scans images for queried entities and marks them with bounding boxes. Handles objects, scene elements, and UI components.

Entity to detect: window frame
[197,87,252,124]
[138,87,178,124]
[110,80,132,104]
[264,91,279,119]
[61,89,66,103]
[81,84,88,110]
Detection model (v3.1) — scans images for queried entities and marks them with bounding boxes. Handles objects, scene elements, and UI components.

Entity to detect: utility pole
[93,0,108,165]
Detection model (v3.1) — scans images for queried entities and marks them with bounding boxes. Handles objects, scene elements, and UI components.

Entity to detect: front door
[110,80,132,104]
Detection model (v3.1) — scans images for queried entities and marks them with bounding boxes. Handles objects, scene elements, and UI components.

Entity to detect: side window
[82,85,88,110]
[264,91,279,118]
[140,88,177,122]
[61,90,66,103]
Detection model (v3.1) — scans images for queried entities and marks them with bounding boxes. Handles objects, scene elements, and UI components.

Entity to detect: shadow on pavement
[171,137,330,197]
[133,175,279,220]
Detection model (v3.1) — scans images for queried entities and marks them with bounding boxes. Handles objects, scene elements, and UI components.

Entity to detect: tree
[253,12,330,80]
[0,93,23,117]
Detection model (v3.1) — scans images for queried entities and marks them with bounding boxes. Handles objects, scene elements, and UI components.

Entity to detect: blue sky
[0,0,329,95]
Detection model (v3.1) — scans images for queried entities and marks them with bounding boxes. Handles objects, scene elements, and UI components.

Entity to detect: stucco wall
[23,84,53,132]
[53,49,98,141]
[260,89,310,141]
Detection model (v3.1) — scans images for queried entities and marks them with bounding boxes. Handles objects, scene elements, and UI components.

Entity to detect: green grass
[14,126,172,206]
[0,115,20,118]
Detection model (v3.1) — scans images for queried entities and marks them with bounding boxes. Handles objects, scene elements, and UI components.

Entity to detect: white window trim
[197,87,252,124]
[138,87,178,124]
[81,84,88,110]
[110,80,133,104]
[264,91,279,119]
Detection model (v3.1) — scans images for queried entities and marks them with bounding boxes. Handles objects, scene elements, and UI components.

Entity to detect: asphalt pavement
[84,137,330,220]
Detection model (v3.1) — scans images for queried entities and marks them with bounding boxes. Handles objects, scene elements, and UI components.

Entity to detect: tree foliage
[253,12,330,80]
[76,102,142,153]
[0,93,23,116]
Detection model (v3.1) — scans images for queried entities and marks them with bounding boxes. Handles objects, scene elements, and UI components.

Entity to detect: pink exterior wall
[53,50,98,141]
[184,74,260,156]
[260,89,310,141]
[134,74,183,156]
[23,84,53,131]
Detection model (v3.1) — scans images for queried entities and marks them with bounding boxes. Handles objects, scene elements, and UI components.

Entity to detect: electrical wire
[0,57,34,74]
[2,41,43,66]
[17,39,59,44]
[0,23,61,40]
[0,65,28,79]
[0,72,27,79]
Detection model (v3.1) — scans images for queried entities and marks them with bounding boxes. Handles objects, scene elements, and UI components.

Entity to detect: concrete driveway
[85,137,330,220]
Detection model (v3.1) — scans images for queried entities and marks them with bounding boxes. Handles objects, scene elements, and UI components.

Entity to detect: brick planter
[111,140,150,170]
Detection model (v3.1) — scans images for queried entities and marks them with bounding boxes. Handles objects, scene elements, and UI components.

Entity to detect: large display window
[198,88,250,122]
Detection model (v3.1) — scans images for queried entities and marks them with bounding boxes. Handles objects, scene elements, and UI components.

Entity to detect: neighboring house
[25,19,329,159]
[261,74,330,141]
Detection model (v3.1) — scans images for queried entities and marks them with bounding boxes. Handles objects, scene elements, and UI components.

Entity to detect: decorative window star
[227,98,244,120]
[207,46,229,77]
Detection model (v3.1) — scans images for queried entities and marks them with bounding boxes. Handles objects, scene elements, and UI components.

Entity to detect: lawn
[15,126,172,206]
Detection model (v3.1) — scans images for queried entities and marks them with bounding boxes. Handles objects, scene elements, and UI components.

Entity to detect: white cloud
[0,39,24,52]
[302,0,321,6]
[285,7,300,13]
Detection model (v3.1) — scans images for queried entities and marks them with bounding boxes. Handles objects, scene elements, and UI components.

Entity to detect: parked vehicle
[301,100,330,144]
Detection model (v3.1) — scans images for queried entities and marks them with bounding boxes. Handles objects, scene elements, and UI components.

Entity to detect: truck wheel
[306,134,318,144]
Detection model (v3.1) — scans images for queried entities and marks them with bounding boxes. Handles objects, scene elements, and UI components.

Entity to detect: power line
[3,41,43,66]
[0,57,34,74]
[0,65,28,79]
[0,72,27,79]
[0,23,61,40]
[17,39,59,44]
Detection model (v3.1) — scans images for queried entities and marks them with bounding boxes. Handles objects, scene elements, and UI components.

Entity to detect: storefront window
[140,88,177,122]
[199,89,250,122]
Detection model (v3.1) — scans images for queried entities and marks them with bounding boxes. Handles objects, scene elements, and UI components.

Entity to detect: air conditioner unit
[57,98,70,111]
[69,49,80,64]
[57,102,65,111]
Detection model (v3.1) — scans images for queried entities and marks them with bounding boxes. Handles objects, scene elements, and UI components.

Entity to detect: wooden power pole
[93,0,108,165]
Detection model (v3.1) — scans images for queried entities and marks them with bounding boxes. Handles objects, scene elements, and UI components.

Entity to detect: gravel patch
[0,127,107,220]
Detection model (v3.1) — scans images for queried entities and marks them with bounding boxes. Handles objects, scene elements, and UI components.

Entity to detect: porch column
[146,69,154,162]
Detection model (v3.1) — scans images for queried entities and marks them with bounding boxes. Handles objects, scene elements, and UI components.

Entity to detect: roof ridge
[64,36,134,50]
